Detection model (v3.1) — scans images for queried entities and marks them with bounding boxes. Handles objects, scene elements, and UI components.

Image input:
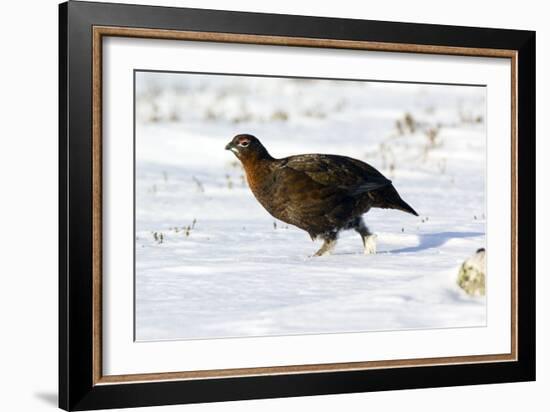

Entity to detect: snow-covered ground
[134,72,487,341]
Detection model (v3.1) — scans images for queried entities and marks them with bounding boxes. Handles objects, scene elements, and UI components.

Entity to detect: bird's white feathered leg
[354,217,377,255]
[362,234,377,255]
[313,232,338,257]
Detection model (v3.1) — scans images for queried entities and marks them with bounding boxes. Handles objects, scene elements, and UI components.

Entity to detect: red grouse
[225,134,418,256]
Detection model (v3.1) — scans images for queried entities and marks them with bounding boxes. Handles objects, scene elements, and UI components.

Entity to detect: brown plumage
[225,134,418,256]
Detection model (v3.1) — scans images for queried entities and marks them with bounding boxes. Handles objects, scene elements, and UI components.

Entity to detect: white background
[0,0,546,411]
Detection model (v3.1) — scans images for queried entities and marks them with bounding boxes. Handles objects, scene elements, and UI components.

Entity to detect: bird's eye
[239,140,249,147]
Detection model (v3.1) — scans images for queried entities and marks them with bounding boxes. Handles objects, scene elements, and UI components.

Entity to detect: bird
[225,134,418,256]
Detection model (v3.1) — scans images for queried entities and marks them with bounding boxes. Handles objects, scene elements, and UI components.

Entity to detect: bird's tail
[373,185,419,216]
[391,197,419,216]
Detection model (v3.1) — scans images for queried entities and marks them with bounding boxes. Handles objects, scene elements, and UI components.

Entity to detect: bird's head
[225,134,271,161]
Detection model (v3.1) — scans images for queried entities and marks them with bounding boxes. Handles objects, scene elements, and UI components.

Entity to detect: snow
[134,72,486,341]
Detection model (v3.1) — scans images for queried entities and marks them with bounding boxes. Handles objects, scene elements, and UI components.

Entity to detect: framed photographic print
[59,1,535,410]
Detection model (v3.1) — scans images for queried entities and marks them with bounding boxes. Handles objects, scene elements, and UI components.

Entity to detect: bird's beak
[225,142,233,151]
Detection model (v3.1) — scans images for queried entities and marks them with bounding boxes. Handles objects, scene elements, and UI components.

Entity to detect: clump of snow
[457,248,486,296]
[134,72,486,341]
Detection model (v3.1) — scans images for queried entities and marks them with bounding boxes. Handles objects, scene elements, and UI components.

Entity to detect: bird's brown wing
[265,165,354,235]
[279,154,391,195]
[262,154,392,236]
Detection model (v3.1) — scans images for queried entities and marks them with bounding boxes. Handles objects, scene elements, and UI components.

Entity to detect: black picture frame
[59,1,536,410]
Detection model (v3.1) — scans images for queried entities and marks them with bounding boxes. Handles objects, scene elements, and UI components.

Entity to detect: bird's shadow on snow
[388,231,484,254]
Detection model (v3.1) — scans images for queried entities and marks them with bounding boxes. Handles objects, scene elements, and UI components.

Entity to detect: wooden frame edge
[510,51,519,362]
[97,353,514,385]
[92,27,103,385]
[91,26,519,386]
[94,26,517,57]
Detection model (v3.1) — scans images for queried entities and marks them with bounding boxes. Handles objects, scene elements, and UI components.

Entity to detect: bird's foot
[363,234,377,255]
[313,239,336,257]
[313,249,331,257]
